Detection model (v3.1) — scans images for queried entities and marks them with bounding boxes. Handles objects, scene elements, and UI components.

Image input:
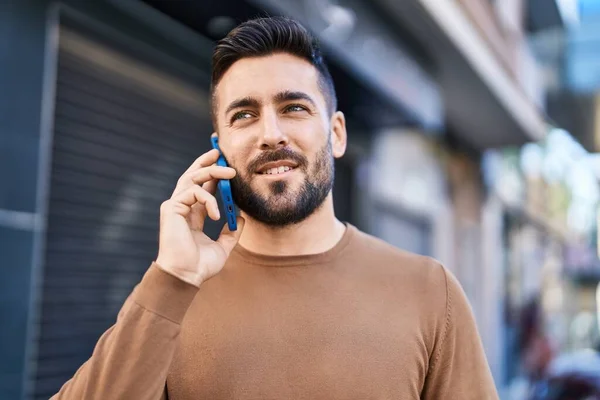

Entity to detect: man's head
[210,16,347,227]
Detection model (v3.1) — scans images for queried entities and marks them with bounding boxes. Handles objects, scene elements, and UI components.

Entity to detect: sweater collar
[231,223,356,267]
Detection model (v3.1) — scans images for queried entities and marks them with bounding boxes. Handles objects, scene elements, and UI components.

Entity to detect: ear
[330,111,347,159]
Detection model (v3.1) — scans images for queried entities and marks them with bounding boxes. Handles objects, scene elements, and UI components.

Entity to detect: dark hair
[210,16,337,124]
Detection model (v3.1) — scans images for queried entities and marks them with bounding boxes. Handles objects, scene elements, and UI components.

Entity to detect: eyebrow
[225,97,262,116]
[273,90,317,108]
[224,91,317,117]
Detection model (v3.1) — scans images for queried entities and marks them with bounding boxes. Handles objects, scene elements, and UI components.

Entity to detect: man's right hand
[155,148,245,287]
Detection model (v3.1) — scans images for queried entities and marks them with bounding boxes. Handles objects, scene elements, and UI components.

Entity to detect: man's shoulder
[345,226,448,286]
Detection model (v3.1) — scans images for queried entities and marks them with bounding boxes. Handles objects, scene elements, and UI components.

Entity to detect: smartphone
[211,136,237,231]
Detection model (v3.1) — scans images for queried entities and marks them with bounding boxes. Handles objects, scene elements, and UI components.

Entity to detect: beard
[229,139,334,227]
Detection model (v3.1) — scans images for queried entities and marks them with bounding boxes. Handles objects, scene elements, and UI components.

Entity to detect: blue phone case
[211,136,237,231]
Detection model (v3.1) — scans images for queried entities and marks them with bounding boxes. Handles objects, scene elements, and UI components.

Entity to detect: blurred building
[0,0,588,399]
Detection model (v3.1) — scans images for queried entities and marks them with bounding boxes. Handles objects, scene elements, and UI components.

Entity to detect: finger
[171,185,220,220]
[217,216,245,256]
[202,179,218,196]
[188,203,206,231]
[189,180,218,230]
[182,149,220,176]
[189,165,236,186]
[172,165,234,197]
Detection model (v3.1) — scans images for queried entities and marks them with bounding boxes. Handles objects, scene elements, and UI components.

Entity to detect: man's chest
[166,282,430,399]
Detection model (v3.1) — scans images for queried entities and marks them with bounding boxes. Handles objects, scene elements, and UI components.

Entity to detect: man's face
[213,53,346,227]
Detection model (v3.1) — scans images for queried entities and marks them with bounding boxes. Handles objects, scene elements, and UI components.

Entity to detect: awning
[369,0,549,148]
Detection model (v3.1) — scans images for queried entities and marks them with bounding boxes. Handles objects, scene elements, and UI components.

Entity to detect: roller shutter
[29,22,215,399]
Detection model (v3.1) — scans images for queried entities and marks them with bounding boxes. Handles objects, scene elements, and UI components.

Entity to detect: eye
[230,111,253,124]
[283,104,308,113]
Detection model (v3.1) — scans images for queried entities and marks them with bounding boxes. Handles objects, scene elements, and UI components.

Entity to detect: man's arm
[51,148,244,399]
[50,263,197,400]
[421,266,499,400]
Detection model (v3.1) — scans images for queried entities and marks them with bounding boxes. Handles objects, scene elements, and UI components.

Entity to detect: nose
[258,110,288,150]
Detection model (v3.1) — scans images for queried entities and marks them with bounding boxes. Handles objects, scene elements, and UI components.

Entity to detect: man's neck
[237,194,346,257]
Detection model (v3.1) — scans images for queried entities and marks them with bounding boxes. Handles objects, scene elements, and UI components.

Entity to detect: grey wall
[0,1,49,399]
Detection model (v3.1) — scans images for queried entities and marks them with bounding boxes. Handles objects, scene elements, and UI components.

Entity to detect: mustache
[247,147,308,174]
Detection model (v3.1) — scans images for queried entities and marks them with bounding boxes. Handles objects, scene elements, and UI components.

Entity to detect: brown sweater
[51,224,498,399]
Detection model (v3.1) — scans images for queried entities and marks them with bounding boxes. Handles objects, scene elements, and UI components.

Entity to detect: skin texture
[214,53,348,256]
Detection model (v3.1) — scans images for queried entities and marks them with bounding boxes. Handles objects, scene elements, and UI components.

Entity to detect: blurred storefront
[483,126,600,396]
[367,129,451,260]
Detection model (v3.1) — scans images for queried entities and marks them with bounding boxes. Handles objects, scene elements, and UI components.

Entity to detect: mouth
[256,161,299,175]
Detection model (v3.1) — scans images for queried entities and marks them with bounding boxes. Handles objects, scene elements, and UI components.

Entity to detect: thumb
[216,216,245,256]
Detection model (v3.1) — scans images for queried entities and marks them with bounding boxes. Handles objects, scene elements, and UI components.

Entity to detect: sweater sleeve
[50,262,198,400]
[421,266,499,400]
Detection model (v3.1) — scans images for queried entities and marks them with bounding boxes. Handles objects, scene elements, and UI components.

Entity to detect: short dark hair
[210,16,337,125]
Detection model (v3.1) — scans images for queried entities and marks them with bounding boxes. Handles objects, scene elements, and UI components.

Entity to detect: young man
[52,16,498,399]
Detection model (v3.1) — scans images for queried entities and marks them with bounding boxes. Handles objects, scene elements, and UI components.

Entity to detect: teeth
[263,166,294,175]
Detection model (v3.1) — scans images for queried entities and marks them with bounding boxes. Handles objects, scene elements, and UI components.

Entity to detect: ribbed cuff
[133,262,198,324]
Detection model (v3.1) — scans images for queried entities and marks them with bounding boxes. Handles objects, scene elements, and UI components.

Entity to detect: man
[52,16,498,399]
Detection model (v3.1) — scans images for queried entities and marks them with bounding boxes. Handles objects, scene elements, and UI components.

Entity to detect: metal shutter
[29,23,216,399]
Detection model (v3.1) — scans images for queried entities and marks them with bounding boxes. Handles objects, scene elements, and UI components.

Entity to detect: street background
[2,0,600,399]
